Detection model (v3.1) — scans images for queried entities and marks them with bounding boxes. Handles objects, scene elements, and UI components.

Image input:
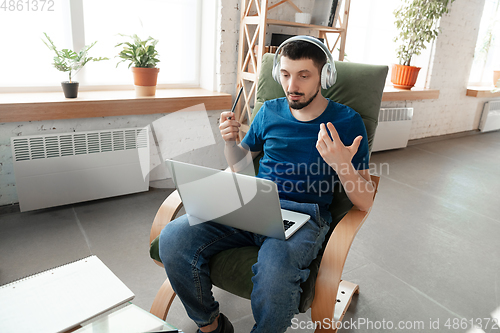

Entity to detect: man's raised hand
[316,122,363,173]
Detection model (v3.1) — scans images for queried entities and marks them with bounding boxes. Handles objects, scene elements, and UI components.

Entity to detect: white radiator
[479,100,500,132]
[11,127,150,212]
[372,107,413,152]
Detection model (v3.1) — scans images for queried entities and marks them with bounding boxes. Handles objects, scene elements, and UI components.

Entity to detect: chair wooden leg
[334,280,359,322]
[313,280,359,333]
[150,278,177,321]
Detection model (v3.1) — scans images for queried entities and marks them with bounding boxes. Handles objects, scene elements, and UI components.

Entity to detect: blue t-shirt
[242,97,370,210]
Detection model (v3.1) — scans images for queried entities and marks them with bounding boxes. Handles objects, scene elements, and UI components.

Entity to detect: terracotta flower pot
[391,64,421,90]
[131,67,160,96]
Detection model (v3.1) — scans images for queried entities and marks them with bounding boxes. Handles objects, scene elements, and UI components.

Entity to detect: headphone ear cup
[321,63,330,90]
[272,61,281,85]
[329,61,337,87]
[321,63,337,89]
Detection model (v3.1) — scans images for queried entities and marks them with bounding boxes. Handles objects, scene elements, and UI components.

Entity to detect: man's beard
[287,88,320,110]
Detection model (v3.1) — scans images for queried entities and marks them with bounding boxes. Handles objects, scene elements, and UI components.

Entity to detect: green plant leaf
[42,33,108,81]
[393,0,455,65]
[115,33,160,68]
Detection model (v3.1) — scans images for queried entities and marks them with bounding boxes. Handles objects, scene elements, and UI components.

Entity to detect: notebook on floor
[0,255,134,333]
[166,160,310,240]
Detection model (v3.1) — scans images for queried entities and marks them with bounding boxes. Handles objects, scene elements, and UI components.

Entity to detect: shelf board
[382,87,440,101]
[266,19,343,33]
[466,86,500,98]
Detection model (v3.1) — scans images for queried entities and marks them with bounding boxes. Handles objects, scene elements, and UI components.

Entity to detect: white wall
[217,1,240,94]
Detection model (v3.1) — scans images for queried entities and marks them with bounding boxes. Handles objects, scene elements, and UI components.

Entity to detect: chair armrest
[149,191,183,318]
[149,190,183,245]
[311,176,380,322]
[150,278,177,321]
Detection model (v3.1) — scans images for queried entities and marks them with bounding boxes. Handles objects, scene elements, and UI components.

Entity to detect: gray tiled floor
[1,131,500,332]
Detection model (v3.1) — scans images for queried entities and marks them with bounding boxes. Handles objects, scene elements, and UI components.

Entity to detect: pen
[228,86,243,120]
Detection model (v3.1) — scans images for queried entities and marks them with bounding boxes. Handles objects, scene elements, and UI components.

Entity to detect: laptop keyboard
[283,220,295,231]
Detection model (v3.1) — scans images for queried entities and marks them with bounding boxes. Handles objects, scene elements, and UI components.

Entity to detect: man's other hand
[219,111,241,142]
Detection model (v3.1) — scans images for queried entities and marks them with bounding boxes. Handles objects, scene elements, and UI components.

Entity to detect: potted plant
[392,0,455,90]
[42,32,108,98]
[115,34,160,97]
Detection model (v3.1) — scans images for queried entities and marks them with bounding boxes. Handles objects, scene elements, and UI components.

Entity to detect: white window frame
[0,0,210,93]
[333,0,435,89]
[468,0,500,86]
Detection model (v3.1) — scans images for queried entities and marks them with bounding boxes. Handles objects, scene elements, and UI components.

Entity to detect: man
[159,36,374,333]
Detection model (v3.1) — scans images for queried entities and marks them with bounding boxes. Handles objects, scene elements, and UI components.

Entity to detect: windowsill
[382,86,440,101]
[0,86,440,123]
[466,86,500,98]
[0,88,232,123]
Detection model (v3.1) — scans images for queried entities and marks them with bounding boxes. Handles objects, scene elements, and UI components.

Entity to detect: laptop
[166,160,310,240]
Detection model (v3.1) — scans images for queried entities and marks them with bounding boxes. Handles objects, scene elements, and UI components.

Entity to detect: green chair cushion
[150,235,162,263]
[252,54,286,123]
[208,246,258,299]
[151,53,387,313]
[151,235,257,299]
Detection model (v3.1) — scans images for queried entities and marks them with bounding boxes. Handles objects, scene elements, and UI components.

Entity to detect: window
[0,1,66,88]
[329,0,434,88]
[0,0,201,90]
[469,0,500,85]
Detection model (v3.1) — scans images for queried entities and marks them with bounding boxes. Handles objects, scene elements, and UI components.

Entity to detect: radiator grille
[12,128,148,162]
[378,107,413,122]
[488,100,500,111]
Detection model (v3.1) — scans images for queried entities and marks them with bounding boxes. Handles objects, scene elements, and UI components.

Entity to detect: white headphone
[272,35,337,90]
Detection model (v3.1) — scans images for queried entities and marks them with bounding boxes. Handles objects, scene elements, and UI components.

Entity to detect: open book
[0,255,134,333]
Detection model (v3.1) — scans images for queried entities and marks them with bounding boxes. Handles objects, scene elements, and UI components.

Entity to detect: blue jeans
[158,199,332,333]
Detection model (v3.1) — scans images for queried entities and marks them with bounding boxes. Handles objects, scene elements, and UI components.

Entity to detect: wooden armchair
[148,54,388,332]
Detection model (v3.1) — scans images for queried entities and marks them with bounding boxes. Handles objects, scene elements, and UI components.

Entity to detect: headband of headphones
[272,35,337,89]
